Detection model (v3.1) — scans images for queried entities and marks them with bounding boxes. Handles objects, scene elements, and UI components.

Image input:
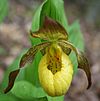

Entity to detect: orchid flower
[4,17,91,97]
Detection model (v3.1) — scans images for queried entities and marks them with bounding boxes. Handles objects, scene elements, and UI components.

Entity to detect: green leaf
[31,0,68,32]
[68,21,84,74]
[35,97,48,101]
[11,80,47,99]
[68,20,84,50]
[47,95,64,101]
[31,0,47,32]
[0,0,8,23]
[11,81,48,100]
[11,80,39,99]
[40,0,68,30]
[24,52,42,86]
[0,94,18,101]
[0,93,48,101]
[24,52,48,98]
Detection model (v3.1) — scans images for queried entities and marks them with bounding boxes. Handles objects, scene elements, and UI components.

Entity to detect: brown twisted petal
[31,16,68,41]
[4,42,50,93]
[77,51,92,89]
[58,40,92,89]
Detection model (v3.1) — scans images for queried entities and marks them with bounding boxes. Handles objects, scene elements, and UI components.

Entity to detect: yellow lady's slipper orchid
[39,44,73,96]
[4,17,91,97]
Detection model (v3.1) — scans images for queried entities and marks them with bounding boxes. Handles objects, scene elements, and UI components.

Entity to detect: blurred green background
[0,0,100,101]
